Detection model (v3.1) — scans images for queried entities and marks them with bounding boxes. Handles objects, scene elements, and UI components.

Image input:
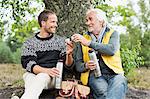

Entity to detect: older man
[21,10,74,99]
[72,8,127,99]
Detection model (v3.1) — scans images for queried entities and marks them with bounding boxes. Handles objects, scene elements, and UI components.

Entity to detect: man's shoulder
[106,29,119,40]
[105,27,119,36]
[112,30,119,36]
[23,35,37,45]
[54,34,66,41]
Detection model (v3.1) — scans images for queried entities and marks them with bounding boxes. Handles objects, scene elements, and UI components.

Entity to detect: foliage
[0,41,13,63]
[120,0,150,67]
[120,38,144,76]
[43,0,91,37]
[12,48,21,64]
[0,41,22,64]
[0,0,43,51]
[0,0,36,23]
[141,32,150,67]
[0,20,5,39]
[0,0,34,40]
[6,19,39,52]
[137,0,150,67]
[137,0,150,32]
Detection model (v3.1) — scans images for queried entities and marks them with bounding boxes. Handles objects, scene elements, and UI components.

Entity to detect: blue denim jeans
[88,73,127,99]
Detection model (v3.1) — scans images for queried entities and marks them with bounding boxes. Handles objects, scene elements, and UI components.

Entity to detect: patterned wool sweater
[21,33,66,73]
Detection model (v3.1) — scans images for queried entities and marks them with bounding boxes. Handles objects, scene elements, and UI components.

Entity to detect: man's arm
[32,65,59,77]
[72,31,120,56]
[21,40,59,77]
[75,43,88,72]
[21,40,38,73]
[89,31,120,56]
[65,40,74,67]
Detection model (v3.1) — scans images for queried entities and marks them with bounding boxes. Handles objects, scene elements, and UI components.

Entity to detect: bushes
[0,42,13,63]
[141,33,150,67]
[0,41,21,64]
[12,48,21,64]
[121,41,144,76]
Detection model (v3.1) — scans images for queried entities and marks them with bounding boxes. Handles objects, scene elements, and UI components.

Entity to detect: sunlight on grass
[127,67,150,89]
[0,64,25,89]
[0,64,150,90]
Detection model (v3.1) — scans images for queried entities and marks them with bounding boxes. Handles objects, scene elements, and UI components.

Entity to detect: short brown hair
[38,10,56,27]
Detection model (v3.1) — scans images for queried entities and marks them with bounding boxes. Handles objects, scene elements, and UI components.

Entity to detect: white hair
[86,8,108,25]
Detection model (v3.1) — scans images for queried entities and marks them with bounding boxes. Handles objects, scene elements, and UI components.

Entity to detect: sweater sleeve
[89,31,120,56]
[21,40,37,73]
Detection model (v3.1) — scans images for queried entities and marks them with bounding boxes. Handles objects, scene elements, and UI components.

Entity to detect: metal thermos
[55,59,63,89]
[88,50,101,77]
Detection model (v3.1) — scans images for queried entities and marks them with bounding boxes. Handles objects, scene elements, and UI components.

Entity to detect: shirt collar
[87,25,107,43]
[97,25,106,43]
[35,32,54,40]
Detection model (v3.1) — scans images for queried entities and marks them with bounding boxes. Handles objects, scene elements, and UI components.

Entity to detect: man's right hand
[85,60,96,70]
[65,39,74,55]
[44,67,60,77]
[33,65,60,78]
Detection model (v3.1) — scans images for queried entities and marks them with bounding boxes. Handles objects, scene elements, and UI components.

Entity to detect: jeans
[88,73,127,99]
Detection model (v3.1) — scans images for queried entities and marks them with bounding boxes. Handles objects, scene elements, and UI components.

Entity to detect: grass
[0,64,25,89]
[0,64,150,90]
[127,67,150,89]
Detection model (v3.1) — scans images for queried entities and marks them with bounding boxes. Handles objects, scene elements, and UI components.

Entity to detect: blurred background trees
[43,0,91,37]
[0,0,149,76]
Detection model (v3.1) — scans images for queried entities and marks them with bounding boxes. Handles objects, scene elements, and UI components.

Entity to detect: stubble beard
[45,28,56,36]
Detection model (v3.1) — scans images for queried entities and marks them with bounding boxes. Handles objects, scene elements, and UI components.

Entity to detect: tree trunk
[43,0,92,37]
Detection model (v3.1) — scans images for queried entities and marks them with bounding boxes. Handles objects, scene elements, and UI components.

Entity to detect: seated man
[72,8,127,99]
[21,10,74,99]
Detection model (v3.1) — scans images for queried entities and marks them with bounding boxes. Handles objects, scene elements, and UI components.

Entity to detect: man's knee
[113,74,127,86]
[95,87,107,97]
[23,72,35,81]
[36,73,51,83]
[90,80,107,97]
[109,74,127,95]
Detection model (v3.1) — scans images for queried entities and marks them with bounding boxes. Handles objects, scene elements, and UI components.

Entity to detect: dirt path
[0,87,150,99]
[126,87,150,99]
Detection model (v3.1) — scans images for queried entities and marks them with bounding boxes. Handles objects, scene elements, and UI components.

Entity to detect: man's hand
[65,39,74,66]
[33,65,60,77]
[85,60,96,70]
[65,39,74,55]
[44,67,60,77]
[71,34,91,46]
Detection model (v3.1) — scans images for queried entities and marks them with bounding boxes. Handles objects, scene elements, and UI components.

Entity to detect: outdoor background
[0,0,150,98]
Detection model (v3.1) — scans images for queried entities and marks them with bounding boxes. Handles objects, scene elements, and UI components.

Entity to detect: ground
[0,86,150,99]
[0,64,150,99]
